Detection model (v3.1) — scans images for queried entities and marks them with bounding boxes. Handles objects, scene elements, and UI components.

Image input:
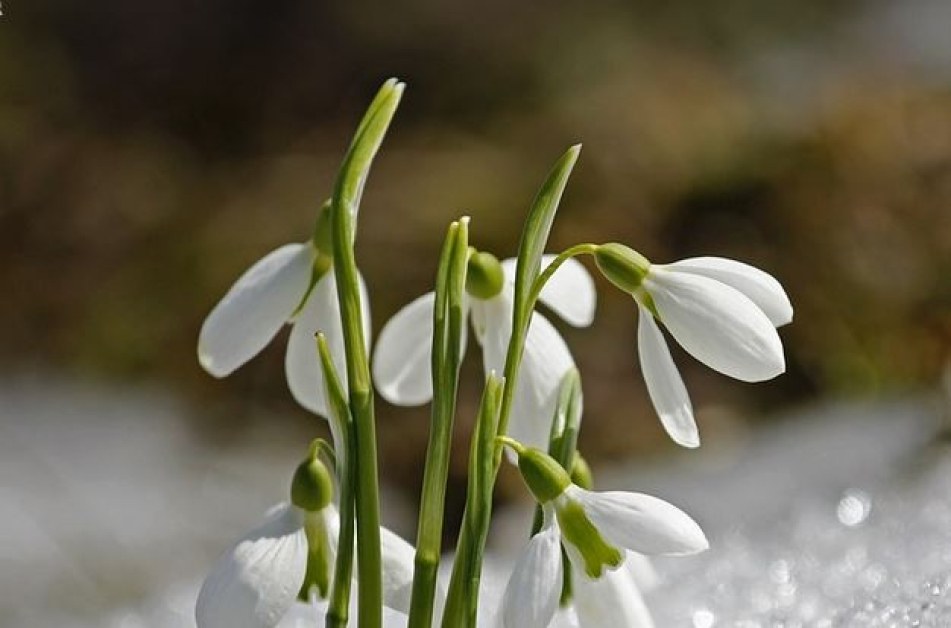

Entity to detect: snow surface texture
[3,374,950,627]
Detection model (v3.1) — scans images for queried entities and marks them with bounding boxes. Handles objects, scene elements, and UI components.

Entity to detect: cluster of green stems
[316,79,599,628]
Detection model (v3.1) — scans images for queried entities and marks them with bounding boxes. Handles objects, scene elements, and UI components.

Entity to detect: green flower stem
[442,374,503,628]
[329,78,404,628]
[407,217,470,628]
[528,243,598,308]
[317,334,356,628]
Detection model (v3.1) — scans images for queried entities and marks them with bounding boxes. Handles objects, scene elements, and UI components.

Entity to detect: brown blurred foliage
[2,0,950,504]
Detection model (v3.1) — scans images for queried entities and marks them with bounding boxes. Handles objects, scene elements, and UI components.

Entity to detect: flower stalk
[407,217,470,628]
[329,78,405,628]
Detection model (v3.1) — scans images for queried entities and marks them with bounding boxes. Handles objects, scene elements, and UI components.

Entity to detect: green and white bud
[466,250,505,299]
[594,243,651,295]
[501,438,572,504]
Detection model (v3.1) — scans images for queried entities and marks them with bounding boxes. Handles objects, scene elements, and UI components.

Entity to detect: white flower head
[373,251,595,453]
[197,207,371,418]
[499,443,708,628]
[594,244,792,448]
[196,450,417,628]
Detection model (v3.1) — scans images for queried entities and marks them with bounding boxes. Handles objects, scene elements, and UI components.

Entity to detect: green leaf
[511,145,581,323]
[407,217,469,628]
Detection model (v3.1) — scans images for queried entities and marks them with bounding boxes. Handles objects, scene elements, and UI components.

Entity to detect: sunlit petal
[502,255,596,327]
[637,304,698,448]
[502,509,563,628]
[286,273,371,418]
[665,257,792,327]
[566,486,708,556]
[196,504,308,628]
[372,292,436,406]
[199,244,312,377]
[645,269,784,382]
[571,560,654,628]
[380,525,418,614]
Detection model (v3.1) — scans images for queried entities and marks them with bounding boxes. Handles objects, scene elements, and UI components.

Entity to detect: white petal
[380,525,418,614]
[571,560,654,628]
[566,486,708,556]
[623,552,660,593]
[478,290,577,457]
[502,255,596,327]
[199,244,312,377]
[286,273,372,417]
[665,257,793,327]
[372,292,436,406]
[645,269,785,382]
[275,603,322,628]
[502,511,563,628]
[637,305,698,448]
[196,504,308,628]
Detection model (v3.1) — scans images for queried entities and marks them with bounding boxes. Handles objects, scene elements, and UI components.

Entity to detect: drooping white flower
[499,443,707,628]
[500,494,705,628]
[196,502,416,628]
[373,253,595,452]
[595,245,792,448]
[198,232,371,418]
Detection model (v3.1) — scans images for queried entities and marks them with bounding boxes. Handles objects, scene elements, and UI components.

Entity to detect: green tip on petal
[556,499,623,579]
[594,243,651,295]
[466,250,505,299]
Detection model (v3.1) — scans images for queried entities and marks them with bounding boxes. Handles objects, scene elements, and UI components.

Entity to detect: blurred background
[2,0,951,625]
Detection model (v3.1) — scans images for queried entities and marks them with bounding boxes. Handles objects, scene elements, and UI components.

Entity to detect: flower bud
[516,446,572,504]
[569,453,593,490]
[312,200,333,253]
[594,243,650,295]
[290,448,334,512]
[466,250,505,299]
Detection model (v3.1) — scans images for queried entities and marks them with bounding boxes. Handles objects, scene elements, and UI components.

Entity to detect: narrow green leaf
[442,373,503,628]
[511,145,581,323]
[317,334,356,628]
[329,78,405,628]
[407,217,469,628]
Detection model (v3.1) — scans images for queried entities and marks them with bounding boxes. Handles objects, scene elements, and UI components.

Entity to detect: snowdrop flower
[197,208,371,417]
[499,441,707,628]
[196,451,415,628]
[593,243,792,448]
[373,250,595,452]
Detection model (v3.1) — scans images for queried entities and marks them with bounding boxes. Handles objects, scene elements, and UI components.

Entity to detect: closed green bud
[312,200,333,253]
[570,453,594,490]
[516,446,572,504]
[290,448,334,513]
[594,243,650,294]
[466,250,504,299]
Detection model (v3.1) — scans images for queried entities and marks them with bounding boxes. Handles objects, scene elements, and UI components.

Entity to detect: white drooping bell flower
[373,251,595,452]
[499,442,708,628]
[197,207,371,418]
[195,451,415,628]
[594,244,792,448]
